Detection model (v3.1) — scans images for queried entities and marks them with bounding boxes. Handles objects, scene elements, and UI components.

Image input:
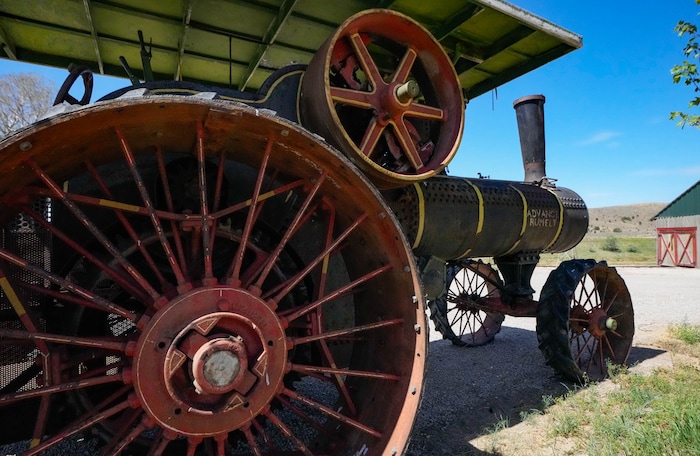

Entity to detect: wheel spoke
[390,120,424,170]
[290,364,400,381]
[264,410,313,456]
[0,246,137,322]
[0,328,127,351]
[23,400,130,456]
[156,146,189,278]
[404,102,445,121]
[348,33,382,88]
[0,267,49,354]
[281,388,382,438]
[0,375,123,406]
[330,86,374,109]
[228,136,273,284]
[290,319,403,345]
[101,409,146,456]
[194,123,215,282]
[85,161,169,288]
[602,334,617,360]
[252,173,327,291]
[30,394,51,449]
[20,203,149,302]
[241,424,263,456]
[281,262,391,325]
[359,118,386,158]
[266,212,368,305]
[25,158,162,302]
[147,429,172,456]
[116,127,187,289]
[391,47,417,83]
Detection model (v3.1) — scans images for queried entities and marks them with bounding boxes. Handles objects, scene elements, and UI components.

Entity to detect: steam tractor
[0,1,634,455]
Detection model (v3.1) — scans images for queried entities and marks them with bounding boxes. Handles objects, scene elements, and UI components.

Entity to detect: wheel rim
[0,97,426,454]
[301,9,464,189]
[537,260,634,382]
[433,261,504,347]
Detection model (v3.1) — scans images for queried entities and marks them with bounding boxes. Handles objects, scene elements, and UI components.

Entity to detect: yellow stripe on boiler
[456,179,484,259]
[543,188,565,251]
[501,185,529,256]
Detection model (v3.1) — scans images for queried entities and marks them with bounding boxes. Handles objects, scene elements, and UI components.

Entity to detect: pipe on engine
[385,176,588,261]
[514,94,546,183]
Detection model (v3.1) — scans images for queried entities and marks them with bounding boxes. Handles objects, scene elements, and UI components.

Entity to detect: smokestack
[513,94,546,182]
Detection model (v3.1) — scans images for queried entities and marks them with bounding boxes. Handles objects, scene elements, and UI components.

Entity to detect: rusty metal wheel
[300,9,464,189]
[429,261,504,347]
[536,260,635,382]
[0,97,426,455]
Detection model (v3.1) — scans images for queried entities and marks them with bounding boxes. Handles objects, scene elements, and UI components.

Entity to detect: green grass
[539,325,700,456]
[670,321,700,345]
[540,236,656,266]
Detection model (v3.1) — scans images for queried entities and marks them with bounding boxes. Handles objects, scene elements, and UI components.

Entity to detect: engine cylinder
[385,175,588,260]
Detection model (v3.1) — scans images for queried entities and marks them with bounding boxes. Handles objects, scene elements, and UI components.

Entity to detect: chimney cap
[513,94,545,108]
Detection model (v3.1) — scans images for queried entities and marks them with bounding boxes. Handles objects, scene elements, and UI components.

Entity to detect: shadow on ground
[406,326,670,455]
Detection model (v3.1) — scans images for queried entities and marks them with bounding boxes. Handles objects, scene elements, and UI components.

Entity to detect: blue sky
[453,0,700,208]
[1,1,699,208]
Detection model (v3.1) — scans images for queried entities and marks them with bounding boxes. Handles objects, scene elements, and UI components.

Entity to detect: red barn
[653,180,700,268]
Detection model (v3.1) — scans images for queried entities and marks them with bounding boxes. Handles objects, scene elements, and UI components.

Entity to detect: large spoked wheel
[301,9,464,189]
[0,97,426,455]
[536,260,635,382]
[429,261,504,347]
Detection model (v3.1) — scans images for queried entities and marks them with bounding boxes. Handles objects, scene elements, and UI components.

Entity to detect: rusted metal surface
[301,9,464,188]
[513,94,546,183]
[0,97,427,454]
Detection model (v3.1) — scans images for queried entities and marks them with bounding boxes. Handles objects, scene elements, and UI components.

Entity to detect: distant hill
[586,203,666,238]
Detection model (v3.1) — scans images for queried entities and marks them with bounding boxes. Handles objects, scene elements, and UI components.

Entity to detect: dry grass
[539,203,665,267]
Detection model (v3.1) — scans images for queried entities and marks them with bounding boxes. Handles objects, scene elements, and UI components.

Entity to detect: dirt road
[406,265,700,455]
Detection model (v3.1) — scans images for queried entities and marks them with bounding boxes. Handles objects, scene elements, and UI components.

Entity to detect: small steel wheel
[301,9,464,189]
[429,261,505,347]
[536,260,635,382]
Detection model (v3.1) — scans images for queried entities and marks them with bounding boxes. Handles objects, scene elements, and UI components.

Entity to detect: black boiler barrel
[385,175,588,260]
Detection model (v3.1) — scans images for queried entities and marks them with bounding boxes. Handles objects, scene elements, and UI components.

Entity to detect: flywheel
[301,9,464,189]
[0,96,426,455]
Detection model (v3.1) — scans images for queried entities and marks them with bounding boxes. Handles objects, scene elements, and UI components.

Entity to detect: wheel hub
[588,307,612,339]
[132,287,287,436]
[192,336,246,395]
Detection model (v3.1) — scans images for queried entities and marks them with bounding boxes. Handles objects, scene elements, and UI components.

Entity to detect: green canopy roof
[0,0,581,98]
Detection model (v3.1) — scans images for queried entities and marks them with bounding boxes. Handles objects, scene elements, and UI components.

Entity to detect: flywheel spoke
[348,33,382,88]
[391,47,417,84]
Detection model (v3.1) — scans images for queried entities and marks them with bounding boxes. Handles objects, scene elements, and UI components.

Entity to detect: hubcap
[133,287,286,436]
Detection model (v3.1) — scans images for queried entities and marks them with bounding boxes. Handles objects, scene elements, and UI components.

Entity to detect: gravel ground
[406,265,700,456]
[2,266,698,456]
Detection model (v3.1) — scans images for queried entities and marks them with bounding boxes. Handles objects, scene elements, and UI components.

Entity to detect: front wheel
[536,260,635,382]
[429,261,504,347]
